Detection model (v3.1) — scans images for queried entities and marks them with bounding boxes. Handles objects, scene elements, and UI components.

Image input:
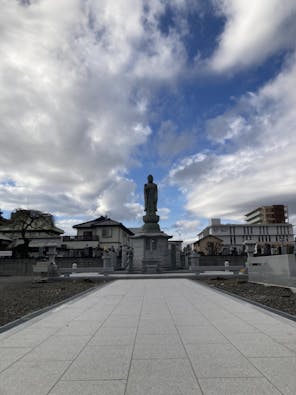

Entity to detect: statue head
[147,174,153,183]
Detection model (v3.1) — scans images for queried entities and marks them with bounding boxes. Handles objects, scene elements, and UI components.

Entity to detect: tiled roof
[73,216,134,235]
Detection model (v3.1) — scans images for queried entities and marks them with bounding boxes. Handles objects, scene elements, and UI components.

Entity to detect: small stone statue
[144,174,158,214]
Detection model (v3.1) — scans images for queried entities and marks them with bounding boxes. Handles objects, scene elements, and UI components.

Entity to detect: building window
[83,231,93,240]
[102,228,112,238]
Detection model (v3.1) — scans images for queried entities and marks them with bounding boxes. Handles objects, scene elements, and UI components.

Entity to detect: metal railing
[61,235,99,241]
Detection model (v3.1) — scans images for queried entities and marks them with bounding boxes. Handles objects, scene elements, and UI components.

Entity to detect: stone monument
[131,175,172,272]
[102,249,114,273]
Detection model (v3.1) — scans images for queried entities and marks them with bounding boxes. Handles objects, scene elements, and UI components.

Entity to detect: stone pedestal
[142,213,160,232]
[131,231,172,272]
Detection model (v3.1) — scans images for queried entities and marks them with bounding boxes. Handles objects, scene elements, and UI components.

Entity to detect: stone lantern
[47,243,59,278]
[243,240,256,268]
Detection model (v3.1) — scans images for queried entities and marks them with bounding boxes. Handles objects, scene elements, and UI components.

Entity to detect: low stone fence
[0,259,34,276]
[0,255,246,276]
[0,257,103,276]
[193,265,245,275]
[56,257,103,268]
[198,255,246,266]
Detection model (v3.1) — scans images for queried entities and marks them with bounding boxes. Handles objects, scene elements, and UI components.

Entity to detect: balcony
[62,235,99,242]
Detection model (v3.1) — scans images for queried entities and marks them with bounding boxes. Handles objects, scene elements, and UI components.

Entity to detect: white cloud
[158,207,171,220]
[0,0,189,220]
[95,176,143,221]
[153,120,197,164]
[169,54,296,221]
[172,219,201,234]
[209,0,296,72]
[54,218,84,235]
[166,219,201,244]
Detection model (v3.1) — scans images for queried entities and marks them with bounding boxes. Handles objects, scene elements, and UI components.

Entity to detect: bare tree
[11,210,45,258]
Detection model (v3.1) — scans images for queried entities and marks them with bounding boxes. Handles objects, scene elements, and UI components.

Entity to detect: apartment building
[245,205,288,224]
[197,218,294,255]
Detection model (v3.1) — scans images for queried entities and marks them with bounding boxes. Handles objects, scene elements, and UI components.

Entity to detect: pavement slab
[0,278,295,394]
[49,380,126,395]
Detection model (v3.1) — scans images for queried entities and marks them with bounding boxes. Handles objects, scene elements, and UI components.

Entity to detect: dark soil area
[0,278,108,327]
[1,277,295,329]
[205,279,296,316]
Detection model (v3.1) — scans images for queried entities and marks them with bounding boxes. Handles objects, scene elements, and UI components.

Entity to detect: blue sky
[1,0,296,242]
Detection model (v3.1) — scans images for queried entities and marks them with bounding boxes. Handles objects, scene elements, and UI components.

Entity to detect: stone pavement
[0,279,296,395]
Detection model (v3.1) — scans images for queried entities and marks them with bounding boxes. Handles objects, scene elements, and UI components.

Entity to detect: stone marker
[102,250,114,273]
[224,259,230,272]
[190,250,200,271]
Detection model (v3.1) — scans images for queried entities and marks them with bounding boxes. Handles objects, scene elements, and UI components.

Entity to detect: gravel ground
[0,277,108,327]
[1,277,295,328]
[204,278,296,316]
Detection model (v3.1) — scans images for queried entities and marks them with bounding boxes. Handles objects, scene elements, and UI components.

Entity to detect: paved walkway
[0,279,296,394]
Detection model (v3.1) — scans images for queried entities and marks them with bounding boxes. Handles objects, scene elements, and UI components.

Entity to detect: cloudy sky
[1,0,296,241]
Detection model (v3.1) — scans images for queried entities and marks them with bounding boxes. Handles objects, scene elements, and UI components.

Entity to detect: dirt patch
[0,278,108,327]
[203,278,296,316]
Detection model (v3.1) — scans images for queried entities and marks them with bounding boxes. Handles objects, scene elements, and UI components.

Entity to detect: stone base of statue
[142,222,161,232]
[142,213,160,232]
[131,229,172,273]
[142,258,160,273]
